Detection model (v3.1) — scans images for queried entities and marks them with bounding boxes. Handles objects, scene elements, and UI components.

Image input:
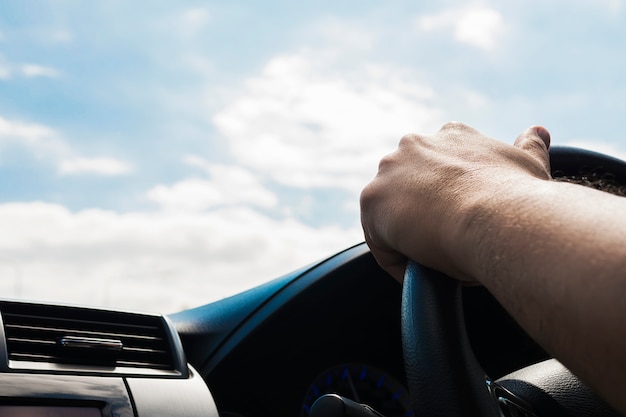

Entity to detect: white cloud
[416,6,504,51]
[590,0,624,15]
[213,50,444,194]
[0,116,69,156]
[183,154,213,171]
[146,163,277,211]
[174,7,211,38]
[0,55,62,79]
[21,64,60,78]
[0,115,134,176]
[59,157,133,176]
[0,201,361,313]
[181,7,211,26]
[0,116,54,141]
[603,0,622,13]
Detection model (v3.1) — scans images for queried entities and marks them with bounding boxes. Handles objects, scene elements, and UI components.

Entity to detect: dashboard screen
[0,406,101,417]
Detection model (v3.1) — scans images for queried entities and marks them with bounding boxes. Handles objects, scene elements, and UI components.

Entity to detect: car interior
[0,146,625,417]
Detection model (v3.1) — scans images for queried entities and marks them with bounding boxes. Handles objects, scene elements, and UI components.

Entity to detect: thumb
[513,125,551,176]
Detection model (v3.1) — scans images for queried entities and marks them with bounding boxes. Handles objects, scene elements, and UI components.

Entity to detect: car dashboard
[0,243,546,417]
[171,243,549,417]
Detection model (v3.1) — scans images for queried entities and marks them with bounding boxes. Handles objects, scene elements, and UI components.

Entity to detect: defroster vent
[0,300,187,377]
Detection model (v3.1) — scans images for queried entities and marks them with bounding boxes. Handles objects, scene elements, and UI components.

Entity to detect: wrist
[446,175,554,283]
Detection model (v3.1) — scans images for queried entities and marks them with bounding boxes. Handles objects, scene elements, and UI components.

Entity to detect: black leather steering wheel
[401,261,503,416]
[399,146,626,417]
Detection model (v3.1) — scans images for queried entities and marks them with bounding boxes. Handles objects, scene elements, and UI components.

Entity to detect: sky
[1,0,626,313]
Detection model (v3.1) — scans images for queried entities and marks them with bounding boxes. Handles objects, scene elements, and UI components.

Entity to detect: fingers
[361,184,407,283]
[514,125,551,176]
[364,235,408,283]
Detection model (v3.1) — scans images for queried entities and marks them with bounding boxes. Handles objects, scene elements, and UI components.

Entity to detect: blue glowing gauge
[301,363,413,417]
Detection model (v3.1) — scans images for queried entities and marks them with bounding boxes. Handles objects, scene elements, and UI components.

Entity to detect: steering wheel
[401,261,626,417]
[400,147,626,417]
[401,261,503,416]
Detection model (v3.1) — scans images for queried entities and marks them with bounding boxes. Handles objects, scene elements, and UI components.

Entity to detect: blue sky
[1,0,626,313]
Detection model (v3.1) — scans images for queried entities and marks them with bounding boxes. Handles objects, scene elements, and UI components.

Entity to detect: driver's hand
[360,122,551,283]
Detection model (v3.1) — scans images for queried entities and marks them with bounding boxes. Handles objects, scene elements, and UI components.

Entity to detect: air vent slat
[5,323,164,341]
[117,360,173,369]
[123,347,167,354]
[11,353,56,361]
[7,338,56,345]
[0,301,181,376]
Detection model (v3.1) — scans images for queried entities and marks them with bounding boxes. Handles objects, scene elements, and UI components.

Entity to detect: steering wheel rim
[401,261,500,416]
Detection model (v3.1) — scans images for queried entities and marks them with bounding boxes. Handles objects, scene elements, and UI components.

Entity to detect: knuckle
[360,182,376,205]
[439,121,480,139]
[360,178,385,213]
[377,153,396,172]
[439,121,467,131]
[398,133,421,147]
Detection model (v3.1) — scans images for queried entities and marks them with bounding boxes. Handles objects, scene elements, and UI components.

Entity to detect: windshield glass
[2,1,626,314]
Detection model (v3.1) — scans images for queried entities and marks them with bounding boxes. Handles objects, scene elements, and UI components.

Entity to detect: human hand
[360,122,552,283]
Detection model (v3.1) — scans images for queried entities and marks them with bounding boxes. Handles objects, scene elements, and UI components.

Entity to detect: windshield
[2,1,625,314]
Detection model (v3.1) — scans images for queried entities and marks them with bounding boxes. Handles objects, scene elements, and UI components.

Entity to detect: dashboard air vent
[0,301,186,377]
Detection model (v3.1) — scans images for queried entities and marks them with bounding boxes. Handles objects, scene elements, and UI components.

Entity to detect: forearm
[464,178,626,411]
